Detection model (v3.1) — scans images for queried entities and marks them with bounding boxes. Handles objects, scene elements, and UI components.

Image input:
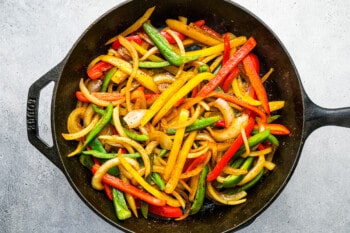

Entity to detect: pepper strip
[143,22,199,66]
[92,164,166,207]
[112,188,132,220]
[165,131,197,194]
[81,103,113,151]
[221,67,240,92]
[118,154,181,207]
[87,61,114,80]
[222,33,231,65]
[130,41,179,75]
[100,55,159,93]
[242,54,270,114]
[185,37,247,58]
[152,72,214,125]
[210,92,267,123]
[196,37,257,97]
[189,164,209,215]
[166,19,222,46]
[163,109,189,181]
[140,71,192,127]
[206,116,255,181]
[232,77,261,106]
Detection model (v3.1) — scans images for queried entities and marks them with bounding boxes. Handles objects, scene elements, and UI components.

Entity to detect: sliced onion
[123,109,147,128]
[210,113,249,142]
[210,98,234,126]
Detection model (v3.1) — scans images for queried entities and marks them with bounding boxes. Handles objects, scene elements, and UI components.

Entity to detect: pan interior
[53,0,304,232]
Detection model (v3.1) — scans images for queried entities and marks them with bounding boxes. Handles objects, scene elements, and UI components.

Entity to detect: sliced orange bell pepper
[242,54,270,115]
[264,123,290,135]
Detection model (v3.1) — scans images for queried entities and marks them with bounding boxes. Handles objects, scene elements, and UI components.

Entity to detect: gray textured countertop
[1,0,350,232]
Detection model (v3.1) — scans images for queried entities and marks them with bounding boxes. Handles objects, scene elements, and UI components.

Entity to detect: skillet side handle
[304,93,350,137]
[27,62,65,172]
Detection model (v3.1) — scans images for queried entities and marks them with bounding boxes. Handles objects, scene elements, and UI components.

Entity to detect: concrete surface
[1,0,350,232]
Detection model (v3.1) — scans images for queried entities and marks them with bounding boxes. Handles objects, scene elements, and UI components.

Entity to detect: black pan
[26,0,350,232]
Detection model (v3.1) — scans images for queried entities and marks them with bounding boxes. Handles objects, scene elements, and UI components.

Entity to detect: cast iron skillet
[26,0,350,232]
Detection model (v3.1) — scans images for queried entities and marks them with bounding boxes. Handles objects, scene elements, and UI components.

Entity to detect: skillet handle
[303,92,350,138]
[27,62,65,172]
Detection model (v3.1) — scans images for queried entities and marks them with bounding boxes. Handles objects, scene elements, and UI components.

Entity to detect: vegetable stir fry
[62,6,290,220]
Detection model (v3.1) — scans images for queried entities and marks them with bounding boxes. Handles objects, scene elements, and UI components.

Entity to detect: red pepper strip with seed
[196,37,257,97]
[207,116,255,181]
[242,54,270,115]
[222,33,230,65]
[87,61,114,80]
[264,123,290,135]
[112,34,143,50]
[211,92,267,123]
[91,164,166,207]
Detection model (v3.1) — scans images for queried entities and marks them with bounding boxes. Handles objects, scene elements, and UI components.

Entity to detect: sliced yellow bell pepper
[165,131,197,194]
[140,71,193,127]
[100,55,159,93]
[269,100,285,112]
[232,77,261,106]
[166,19,222,46]
[163,109,189,181]
[185,36,247,58]
[152,72,214,125]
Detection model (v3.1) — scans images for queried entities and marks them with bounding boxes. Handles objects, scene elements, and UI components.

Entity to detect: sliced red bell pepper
[242,54,270,115]
[200,24,222,38]
[193,19,205,27]
[174,96,186,107]
[257,143,266,151]
[105,175,165,207]
[248,53,260,75]
[185,154,207,172]
[160,29,186,44]
[75,91,90,103]
[222,33,231,65]
[112,34,143,50]
[136,200,183,218]
[206,116,255,181]
[221,67,240,92]
[215,119,226,128]
[264,123,290,135]
[147,203,183,218]
[87,61,114,80]
[104,184,113,201]
[196,37,257,97]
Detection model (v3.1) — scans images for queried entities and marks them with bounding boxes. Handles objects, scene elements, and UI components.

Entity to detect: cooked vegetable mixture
[62,6,290,220]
